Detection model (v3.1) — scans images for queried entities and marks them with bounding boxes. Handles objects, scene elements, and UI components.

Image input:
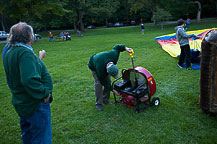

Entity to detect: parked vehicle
[34,34,42,40]
[87,25,96,29]
[130,21,136,25]
[123,21,130,26]
[107,22,114,27]
[0,31,9,40]
[114,22,124,27]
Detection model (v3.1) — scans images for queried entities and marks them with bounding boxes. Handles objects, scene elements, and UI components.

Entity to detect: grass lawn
[1,20,217,144]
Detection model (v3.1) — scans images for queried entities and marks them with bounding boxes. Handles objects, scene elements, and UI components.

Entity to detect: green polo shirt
[88,44,126,91]
[3,45,53,116]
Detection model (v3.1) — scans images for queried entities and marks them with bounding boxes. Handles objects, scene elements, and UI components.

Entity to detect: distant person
[49,32,53,42]
[185,18,191,30]
[88,44,133,111]
[66,32,71,40]
[175,19,196,70]
[77,30,83,37]
[60,32,65,40]
[141,24,144,34]
[3,22,53,144]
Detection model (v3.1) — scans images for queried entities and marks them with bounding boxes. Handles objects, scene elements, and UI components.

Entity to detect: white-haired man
[3,22,53,144]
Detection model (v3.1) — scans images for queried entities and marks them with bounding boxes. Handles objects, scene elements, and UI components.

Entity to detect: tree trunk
[194,1,201,22]
[73,20,77,32]
[0,14,6,31]
[1,20,5,31]
[76,9,84,32]
[105,18,108,26]
[161,22,164,30]
[80,17,84,31]
[149,0,156,25]
[26,3,33,26]
[149,0,155,15]
[216,1,217,16]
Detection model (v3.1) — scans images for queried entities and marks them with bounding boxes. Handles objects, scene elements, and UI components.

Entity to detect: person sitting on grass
[60,32,65,40]
[88,44,133,111]
[66,32,71,40]
[175,19,196,70]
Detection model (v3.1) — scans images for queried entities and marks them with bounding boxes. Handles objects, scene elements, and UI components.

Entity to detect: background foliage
[0,0,217,32]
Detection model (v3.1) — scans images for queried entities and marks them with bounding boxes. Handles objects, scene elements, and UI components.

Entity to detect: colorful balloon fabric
[155,28,217,57]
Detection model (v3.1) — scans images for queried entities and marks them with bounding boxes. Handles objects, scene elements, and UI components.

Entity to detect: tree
[128,0,152,22]
[0,0,18,32]
[216,1,217,15]
[67,0,88,32]
[0,0,215,31]
[0,0,63,31]
[153,0,192,20]
[129,0,149,14]
[190,1,201,22]
[151,6,172,30]
[0,2,7,31]
[21,0,63,29]
[85,0,120,26]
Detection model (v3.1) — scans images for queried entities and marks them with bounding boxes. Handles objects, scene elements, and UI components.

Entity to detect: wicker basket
[200,30,217,114]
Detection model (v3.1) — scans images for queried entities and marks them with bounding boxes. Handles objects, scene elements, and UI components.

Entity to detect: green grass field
[1,21,217,144]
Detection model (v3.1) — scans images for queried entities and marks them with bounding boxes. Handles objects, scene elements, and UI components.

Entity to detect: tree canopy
[0,0,216,32]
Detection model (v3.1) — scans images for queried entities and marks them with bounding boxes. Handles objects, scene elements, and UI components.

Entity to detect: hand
[113,89,120,96]
[125,47,133,53]
[39,50,46,60]
[44,94,51,103]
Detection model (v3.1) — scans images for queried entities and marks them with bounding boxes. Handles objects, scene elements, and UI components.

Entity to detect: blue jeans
[19,101,52,144]
[49,38,53,42]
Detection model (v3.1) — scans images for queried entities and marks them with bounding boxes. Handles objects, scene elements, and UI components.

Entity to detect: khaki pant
[91,70,110,105]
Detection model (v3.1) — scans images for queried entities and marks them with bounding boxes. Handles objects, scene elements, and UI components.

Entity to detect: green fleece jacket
[88,44,126,91]
[3,45,53,116]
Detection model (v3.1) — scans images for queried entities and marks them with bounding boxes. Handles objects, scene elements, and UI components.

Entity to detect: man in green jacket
[88,44,133,111]
[3,22,53,144]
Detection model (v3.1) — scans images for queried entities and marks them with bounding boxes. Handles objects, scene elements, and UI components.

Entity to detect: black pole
[131,57,138,87]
